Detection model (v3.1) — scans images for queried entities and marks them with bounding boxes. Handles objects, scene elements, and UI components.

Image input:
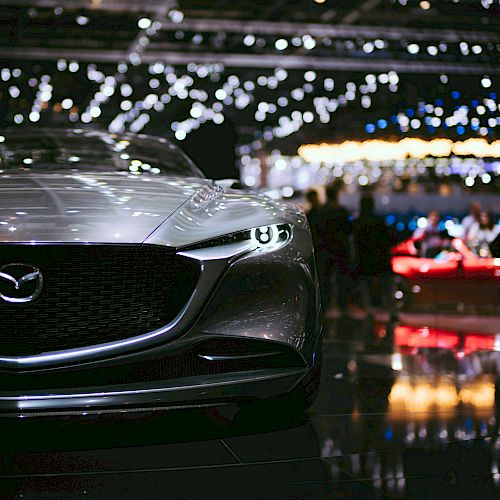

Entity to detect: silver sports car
[0,129,322,418]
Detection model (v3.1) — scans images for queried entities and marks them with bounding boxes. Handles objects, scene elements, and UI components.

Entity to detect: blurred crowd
[412,202,499,259]
[306,184,398,320]
[305,185,499,319]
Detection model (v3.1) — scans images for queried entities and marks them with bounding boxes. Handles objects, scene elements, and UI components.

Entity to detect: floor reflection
[1,404,330,499]
[2,313,500,498]
[313,314,500,498]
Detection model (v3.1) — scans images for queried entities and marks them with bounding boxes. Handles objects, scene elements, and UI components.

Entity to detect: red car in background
[391,238,500,312]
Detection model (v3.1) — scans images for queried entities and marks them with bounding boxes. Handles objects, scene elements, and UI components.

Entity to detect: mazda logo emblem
[0,263,44,303]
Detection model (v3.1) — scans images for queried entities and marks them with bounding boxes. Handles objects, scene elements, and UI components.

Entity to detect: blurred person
[352,194,397,320]
[467,211,499,257]
[305,189,322,250]
[412,210,450,258]
[461,202,481,240]
[315,183,351,313]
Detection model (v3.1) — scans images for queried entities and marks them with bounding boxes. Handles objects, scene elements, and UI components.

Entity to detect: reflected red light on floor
[463,334,496,355]
[395,325,460,350]
[394,325,498,355]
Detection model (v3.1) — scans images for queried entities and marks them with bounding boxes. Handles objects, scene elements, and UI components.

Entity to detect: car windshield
[0,129,204,178]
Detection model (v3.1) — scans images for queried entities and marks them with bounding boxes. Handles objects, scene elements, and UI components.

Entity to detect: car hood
[0,172,305,247]
[0,172,210,244]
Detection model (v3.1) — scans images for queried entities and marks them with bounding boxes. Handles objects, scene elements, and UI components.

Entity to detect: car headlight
[183,223,292,252]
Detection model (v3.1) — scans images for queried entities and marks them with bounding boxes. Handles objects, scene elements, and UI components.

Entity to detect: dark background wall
[181,121,238,180]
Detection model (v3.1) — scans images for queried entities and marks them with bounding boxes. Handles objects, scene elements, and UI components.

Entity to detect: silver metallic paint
[0,173,208,244]
[0,172,305,247]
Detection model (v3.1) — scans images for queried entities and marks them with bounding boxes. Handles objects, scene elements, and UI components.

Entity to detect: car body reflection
[1,405,328,499]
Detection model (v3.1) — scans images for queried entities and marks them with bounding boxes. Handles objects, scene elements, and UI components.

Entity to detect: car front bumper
[0,224,321,418]
[0,366,308,418]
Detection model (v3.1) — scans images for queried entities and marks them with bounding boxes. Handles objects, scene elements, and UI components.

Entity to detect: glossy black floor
[2,311,500,499]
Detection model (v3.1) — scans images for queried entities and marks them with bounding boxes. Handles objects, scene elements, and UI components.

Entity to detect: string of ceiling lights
[0,1,497,186]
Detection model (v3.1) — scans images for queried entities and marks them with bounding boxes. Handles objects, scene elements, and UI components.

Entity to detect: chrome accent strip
[198,351,283,361]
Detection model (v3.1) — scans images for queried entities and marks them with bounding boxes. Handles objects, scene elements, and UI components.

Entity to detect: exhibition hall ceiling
[0,0,497,154]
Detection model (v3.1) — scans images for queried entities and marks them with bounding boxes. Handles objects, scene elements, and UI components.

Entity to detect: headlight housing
[182,223,292,252]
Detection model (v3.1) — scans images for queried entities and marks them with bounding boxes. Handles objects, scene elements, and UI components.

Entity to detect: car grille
[0,245,200,357]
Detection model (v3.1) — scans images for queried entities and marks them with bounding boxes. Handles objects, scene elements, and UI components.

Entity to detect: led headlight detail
[251,225,281,247]
[248,223,292,251]
[183,224,292,251]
